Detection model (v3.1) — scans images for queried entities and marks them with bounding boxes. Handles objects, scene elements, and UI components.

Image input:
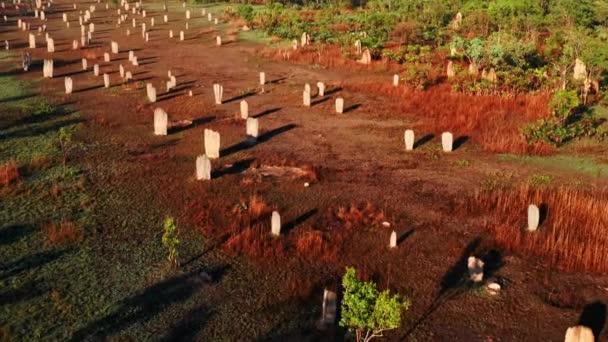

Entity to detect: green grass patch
[238,29,291,48]
[498,154,608,178]
[0,70,100,340]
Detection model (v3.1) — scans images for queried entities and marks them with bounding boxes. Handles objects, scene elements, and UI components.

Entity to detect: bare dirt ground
[2,1,608,341]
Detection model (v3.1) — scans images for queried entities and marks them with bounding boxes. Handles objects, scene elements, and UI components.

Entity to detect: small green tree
[339,267,410,342]
[237,4,255,27]
[58,127,77,176]
[549,89,580,122]
[162,217,180,267]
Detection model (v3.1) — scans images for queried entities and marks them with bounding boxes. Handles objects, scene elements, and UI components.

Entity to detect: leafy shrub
[523,116,605,146]
[237,4,255,26]
[402,64,432,90]
[340,267,409,342]
[524,90,605,146]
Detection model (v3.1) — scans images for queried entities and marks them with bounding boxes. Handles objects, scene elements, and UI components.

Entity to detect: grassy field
[0,54,204,341]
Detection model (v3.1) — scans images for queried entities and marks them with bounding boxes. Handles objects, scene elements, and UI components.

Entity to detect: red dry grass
[28,155,53,171]
[331,202,386,230]
[0,160,20,186]
[285,271,315,299]
[294,230,338,263]
[224,225,286,261]
[44,220,83,246]
[248,194,270,219]
[345,82,554,155]
[467,185,608,272]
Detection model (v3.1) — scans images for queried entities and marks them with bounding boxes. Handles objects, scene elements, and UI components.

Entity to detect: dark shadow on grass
[402,237,482,339]
[10,107,76,128]
[258,123,297,143]
[579,301,607,340]
[397,229,415,246]
[0,92,37,104]
[311,97,330,106]
[158,92,184,102]
[159,305,212,342]
[219,141,250,158]
[439,237,481,294]
[481,249,503,279]
[224,91,255,104]
[343,103,360,113]
[414,134,434,149]
[0,118,84,140]
[0,69,24,77]
[139,61,157,67]
[68,270,208,341]
[0,225,36,246]
[283,209,318,234]
[58,69,88,78]
[0,280,47,306]
[267,77,286,84]
[453,135,469,150]
[212,158,254,178]
[324,87,342,96]
[220,124,296,157]
[0,249,71,281]
[252,107,280,119]
[539,203,549,227]
[170,115,215,134]
[149,138,180,152]
[74,84,104,93]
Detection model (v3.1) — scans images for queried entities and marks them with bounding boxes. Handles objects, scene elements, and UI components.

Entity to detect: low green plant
[455,159,472,167]
[524,90,606,146]
[529,174,553,187]
[58,127,77,176]
[162,217,180,267]
[339,267,410,342]
[523,115,605,146]
[481,171,514,191]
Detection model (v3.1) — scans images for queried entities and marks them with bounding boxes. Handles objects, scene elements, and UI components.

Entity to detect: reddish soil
[3,1,608,340]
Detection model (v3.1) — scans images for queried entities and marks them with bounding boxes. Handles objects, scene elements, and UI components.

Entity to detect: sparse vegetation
[162,216,180,267]
[0,160,20,186]
[44,219,83,246]
[468,185,608,272]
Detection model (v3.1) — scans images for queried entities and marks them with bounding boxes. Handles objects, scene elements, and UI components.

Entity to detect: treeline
[225,0,608,145]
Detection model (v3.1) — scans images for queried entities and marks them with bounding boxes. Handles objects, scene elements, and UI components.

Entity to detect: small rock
[304,182,310,187]
[487,282,501,294]
[199,272,212,283]
[382,221,391,228]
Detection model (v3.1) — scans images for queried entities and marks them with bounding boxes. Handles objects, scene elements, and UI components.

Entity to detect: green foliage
[486,32,540,70]
[357,12,397,51]
[452,36,484,64]
[455,159,472,167]
[237,4,255,25]
[402,64,432,90]
[549,90,580,121]
[529,174,553,187]
[523,107,606,146]
[528,85,585,143]
[162,217,180,267]
[580,34,608,81]
[382,45,432,64]
[339,267,409,342]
